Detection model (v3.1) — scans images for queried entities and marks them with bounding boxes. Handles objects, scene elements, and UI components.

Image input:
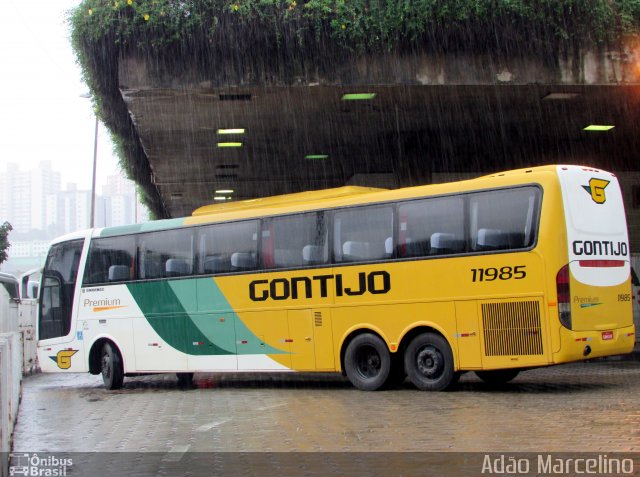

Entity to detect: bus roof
[192,186,386,216]
[97,165,575,237]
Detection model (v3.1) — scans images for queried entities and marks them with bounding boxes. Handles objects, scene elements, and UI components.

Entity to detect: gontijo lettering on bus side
[249,271,391,301]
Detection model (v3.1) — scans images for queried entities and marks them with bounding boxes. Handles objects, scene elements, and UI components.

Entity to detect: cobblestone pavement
[11,360,640,455]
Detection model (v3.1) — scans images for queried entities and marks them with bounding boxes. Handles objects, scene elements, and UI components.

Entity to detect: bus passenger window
[399,196,465,258]
[262,212,327,270]
[197,220,259,274]
[83,235,136,285]
[138,229,193,279]
[334,206,393,263]
[470,187,540,252]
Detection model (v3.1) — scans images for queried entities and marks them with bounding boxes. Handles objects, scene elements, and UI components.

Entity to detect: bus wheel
[404,333,455,391]
[176,373,194,388]
[101,342,124,390]
[475,369,519,385]
[344,333,391,391]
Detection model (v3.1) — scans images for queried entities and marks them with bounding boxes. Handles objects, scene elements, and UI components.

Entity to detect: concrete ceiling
[121,83,640,217]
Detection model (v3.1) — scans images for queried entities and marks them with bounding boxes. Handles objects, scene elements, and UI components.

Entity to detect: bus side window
[197,220,259,274]
[138,229,193,279]
[333,206,393,263]
[470,187,540,252]
[262,212,327,270]
[399,196,465,258]
[83,236,136,285]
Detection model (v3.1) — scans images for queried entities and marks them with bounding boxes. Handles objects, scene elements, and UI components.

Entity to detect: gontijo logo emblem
[49,349,78,369]
[582,178,610,204]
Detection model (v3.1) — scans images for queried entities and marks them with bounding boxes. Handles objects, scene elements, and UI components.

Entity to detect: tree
[0,221,13,265]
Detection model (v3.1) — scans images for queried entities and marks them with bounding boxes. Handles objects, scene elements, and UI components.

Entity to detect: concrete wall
[0,332,22,476]
[0,286,36,477]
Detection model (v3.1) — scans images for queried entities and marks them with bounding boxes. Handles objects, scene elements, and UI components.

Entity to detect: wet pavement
[11,360,640,454]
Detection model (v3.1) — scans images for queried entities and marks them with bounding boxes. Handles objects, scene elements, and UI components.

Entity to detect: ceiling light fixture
[305,154,329,160]
[542,93,580,100]
[217,128,245,135]
[217,142,242,148]
[583,125,615,131]
[341,93,376,101]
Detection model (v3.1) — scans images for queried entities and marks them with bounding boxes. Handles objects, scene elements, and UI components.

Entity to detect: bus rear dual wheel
[344,332,456,391]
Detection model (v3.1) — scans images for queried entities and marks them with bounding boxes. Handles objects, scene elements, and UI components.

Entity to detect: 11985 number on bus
[471,266,527,282]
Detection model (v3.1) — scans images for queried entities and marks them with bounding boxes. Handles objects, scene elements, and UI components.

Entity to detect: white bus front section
[37,230,92,374]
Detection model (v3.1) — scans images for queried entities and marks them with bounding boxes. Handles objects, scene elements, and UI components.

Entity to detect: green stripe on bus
[100,218,186,237]
[126,279,286,356]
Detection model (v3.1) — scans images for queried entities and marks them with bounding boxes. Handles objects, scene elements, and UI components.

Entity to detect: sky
[0,0,122,190]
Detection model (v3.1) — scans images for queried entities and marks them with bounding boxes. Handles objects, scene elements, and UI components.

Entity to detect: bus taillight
[556,264,571,329]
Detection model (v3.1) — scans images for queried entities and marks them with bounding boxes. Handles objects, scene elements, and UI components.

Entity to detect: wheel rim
[415,345,443,380]
[102,352,111,379]
[355,344,382,379]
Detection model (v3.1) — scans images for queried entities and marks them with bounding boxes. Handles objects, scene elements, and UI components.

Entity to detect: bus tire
[475,369,519,385]
[101,342,124,390]
[176,372,194,388]
[344,333,391,391]
[404,333,455,391]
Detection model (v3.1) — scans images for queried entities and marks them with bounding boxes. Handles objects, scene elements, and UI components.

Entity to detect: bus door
[288,309,334,371]
[38,239,86,372]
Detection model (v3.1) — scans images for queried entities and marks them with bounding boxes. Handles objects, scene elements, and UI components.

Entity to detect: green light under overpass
[305,154,329,160]
[583,125,615,131]
[341,93,376,101]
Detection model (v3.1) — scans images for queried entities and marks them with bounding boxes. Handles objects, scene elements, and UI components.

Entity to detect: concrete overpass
[71,2,640,249]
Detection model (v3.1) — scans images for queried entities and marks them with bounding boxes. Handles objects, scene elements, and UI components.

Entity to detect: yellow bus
[37,165,635,391]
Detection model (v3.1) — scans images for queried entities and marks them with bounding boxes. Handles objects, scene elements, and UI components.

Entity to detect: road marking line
[196,419,230,432]
[163,445,190,462]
